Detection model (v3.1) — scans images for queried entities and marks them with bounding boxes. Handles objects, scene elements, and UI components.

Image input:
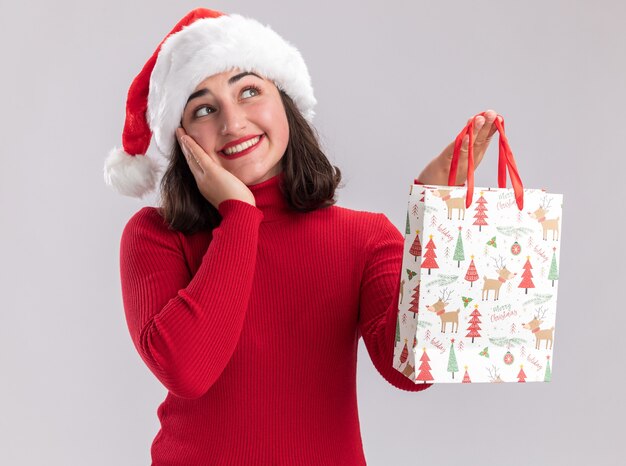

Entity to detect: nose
[218,101,247,136]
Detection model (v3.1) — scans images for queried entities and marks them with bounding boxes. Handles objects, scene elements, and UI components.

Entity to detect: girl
[104,7,500,465]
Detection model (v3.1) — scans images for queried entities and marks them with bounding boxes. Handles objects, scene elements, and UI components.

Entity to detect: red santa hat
[104,7,317,198]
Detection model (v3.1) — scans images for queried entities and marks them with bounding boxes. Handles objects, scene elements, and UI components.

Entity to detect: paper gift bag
[393,113,563,384]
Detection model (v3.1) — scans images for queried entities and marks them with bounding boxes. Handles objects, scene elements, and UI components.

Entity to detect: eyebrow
[185,71,263,106]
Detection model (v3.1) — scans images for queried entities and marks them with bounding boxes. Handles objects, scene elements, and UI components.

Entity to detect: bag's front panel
[395,185,563,384]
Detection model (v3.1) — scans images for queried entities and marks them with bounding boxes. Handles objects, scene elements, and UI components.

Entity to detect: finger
[176,127,195,172]
[465,111,492,147]
[183,134,224,173]
[479,110,502,145]
[180,136,205,175]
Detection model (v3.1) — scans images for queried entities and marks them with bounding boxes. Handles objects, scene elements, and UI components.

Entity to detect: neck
[247,171,292,222]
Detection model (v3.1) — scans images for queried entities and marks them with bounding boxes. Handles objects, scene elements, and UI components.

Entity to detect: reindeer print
[487,365,504,383]
[522,306,554,350]
[529,195,560,241]
[482,255,517,301]
[426,288,460,333]
[431,188,466,220]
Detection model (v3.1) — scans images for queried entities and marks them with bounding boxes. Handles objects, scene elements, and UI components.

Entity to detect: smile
[220,134,264,158]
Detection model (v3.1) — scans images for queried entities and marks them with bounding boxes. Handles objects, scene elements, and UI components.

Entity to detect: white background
[1,1,624,465]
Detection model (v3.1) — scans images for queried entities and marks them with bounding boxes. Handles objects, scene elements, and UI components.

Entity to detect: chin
[241,165,282,186]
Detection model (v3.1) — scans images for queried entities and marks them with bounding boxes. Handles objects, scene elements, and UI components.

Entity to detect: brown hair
[157,89,343,235]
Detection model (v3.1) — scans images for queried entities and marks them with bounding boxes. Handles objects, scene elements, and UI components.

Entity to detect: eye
[241,85,261,99]
[192,85,261,119]
[193,106,214,118]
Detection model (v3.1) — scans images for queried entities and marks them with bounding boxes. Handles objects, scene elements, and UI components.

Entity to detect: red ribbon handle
[448,112,524,210]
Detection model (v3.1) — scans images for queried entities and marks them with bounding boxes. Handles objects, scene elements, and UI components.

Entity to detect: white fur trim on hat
[147,13,317,157]
[103,147,160,199]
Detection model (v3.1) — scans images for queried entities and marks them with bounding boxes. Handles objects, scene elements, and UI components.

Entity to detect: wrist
[416,156,466,186]
[416,156,451,185]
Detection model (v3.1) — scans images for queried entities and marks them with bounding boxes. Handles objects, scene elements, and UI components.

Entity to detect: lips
[220,134,263,152]
[218,134,264,159]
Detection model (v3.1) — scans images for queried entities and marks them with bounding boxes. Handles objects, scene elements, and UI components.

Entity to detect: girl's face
[180,67,289,186]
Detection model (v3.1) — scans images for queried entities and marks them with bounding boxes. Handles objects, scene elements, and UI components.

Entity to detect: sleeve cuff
[218,199,264,221]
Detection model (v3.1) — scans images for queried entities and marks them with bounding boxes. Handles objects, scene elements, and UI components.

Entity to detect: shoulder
[121,206,178,247]
[326,204,384,223]
[326,205,401,244]
[123,206,168,232]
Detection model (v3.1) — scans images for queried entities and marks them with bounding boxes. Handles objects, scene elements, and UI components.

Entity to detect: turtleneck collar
[248,171,292,222]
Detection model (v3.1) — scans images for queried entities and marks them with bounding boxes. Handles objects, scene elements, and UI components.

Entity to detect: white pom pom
[103,147,160,198]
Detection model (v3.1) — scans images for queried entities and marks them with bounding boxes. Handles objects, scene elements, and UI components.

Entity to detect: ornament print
[393,182,563,383]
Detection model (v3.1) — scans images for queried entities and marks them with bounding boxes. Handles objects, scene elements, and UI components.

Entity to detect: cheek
[263,104,289,144]
[186,125,219,152]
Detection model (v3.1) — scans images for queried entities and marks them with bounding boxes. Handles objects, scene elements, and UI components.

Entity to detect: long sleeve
[119,200,264,399]
[358,213,433,392]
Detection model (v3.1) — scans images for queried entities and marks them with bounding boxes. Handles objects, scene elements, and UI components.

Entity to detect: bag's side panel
[393,183,431,384]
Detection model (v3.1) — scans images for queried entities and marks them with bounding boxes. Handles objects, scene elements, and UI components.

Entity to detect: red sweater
[119,171,432,465]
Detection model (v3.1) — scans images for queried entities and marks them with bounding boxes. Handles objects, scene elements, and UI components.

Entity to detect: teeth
[224,135,261,155]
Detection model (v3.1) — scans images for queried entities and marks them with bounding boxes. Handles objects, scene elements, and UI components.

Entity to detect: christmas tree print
[458,340,465,351]
[517,365,527,383]
[444,246,451,259]
[448,338,459,379]
[405,211,411,235]
[473,191,489,232]
[416,348,435,383]
[462,366,472,383]
[408,283,420,319]
[544,355,552,382]
[466,304,483,343]
[518,256,536,294]
[548,247,559,286]
[465,228,473,241]
[409,230,422,261]
[465,255,479,287]
[421,235,439,275]
[453,226,465,267]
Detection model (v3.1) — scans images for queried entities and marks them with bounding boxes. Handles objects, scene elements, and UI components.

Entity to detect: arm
[119,200,264,399]
[358,213,433,392]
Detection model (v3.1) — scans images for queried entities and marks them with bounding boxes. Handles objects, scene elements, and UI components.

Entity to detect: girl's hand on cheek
[175,127,256,209]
